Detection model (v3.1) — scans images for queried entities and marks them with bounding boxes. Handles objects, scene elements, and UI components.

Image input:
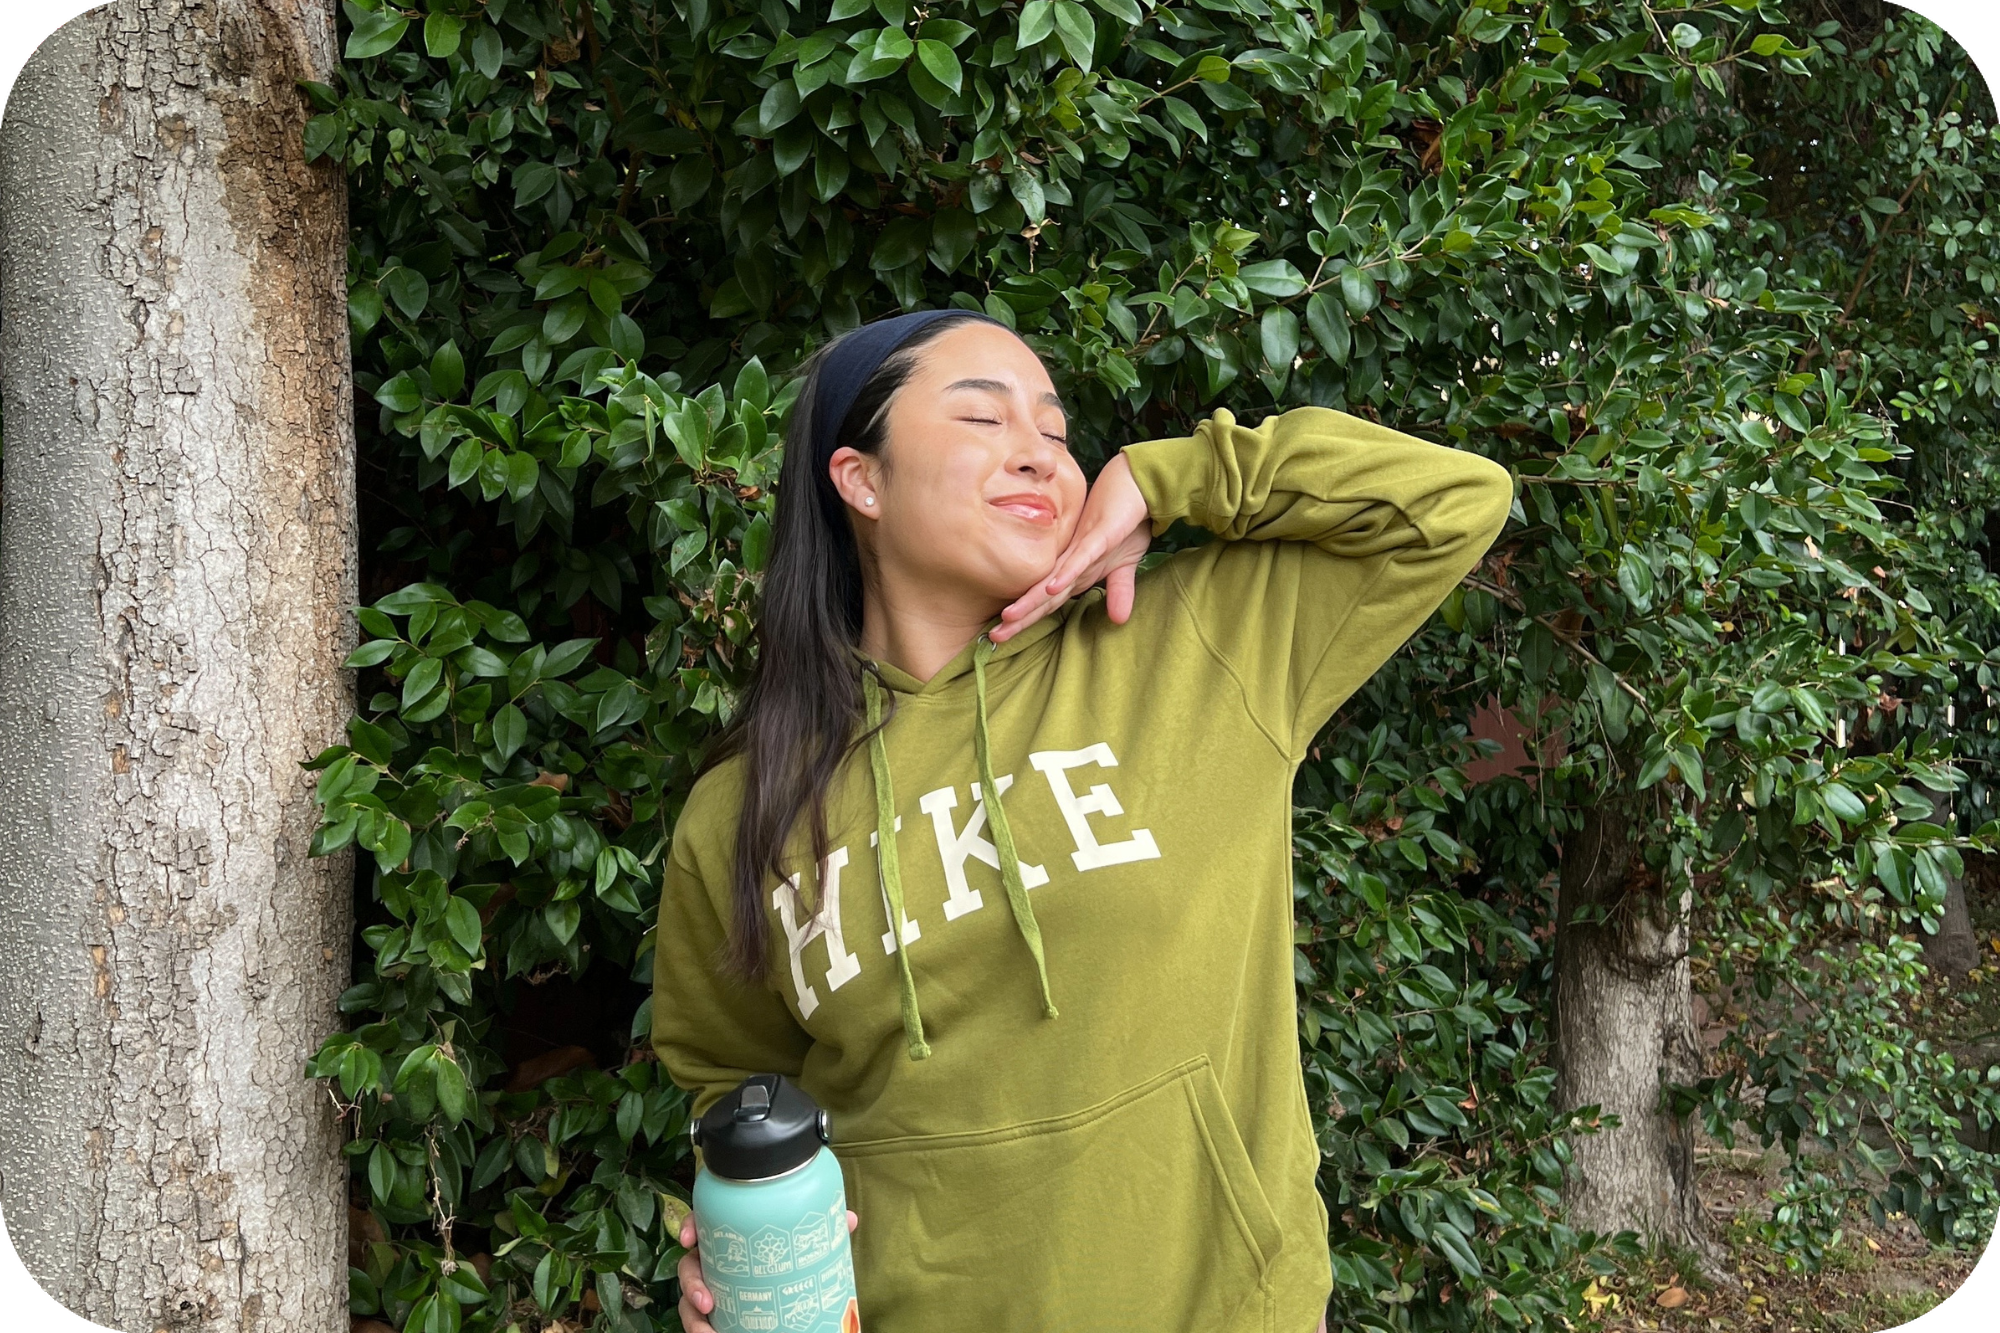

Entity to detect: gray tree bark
[1554,804,1710,1255]
[0,2,354,1329]
[1919,789,1978,979]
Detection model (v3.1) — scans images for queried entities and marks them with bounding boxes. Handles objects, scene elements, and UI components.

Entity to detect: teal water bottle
[690,1074,860,1333]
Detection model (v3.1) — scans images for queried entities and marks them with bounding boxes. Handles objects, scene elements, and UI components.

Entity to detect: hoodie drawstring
[972,636,1060,1020]
[864,669,932,1061]
[856,638,1060,1062]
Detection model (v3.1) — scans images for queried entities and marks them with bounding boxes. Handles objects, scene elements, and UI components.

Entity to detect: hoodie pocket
[836,1054,1283,1331]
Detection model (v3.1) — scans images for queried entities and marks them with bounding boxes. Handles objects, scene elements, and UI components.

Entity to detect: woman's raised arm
[1116,405,1513,759]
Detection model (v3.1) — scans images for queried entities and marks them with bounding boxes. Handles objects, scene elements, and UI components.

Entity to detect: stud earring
[863,497,875,506]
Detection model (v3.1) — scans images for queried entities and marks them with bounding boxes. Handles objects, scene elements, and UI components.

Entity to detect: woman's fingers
[676,1212,716,1330]
[847,1209,859,1233]
[991,588,1064,642]
[678,1248,714,1329]
[1104,563,1136,623]
[1044,529,1108,597]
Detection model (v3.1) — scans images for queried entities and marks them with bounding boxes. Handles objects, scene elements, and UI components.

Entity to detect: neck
[858,576,1000,683]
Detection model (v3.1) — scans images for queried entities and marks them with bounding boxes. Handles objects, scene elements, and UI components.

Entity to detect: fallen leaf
[1657,1286,1689,1309]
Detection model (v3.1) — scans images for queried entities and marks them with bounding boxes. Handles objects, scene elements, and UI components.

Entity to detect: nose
[1005,424,1065,481]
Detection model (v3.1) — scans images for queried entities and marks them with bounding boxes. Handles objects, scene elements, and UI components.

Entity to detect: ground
[1595,1144,1979,1332]
[1592,857,2000,1331]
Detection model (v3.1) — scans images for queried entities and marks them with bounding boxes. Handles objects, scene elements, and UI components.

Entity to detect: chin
[989,552,1061,605]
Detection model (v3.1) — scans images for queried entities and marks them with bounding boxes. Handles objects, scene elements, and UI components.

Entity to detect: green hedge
[302,0,2000,1329]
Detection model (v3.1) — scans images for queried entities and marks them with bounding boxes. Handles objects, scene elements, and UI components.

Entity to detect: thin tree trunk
[0,2,354,1328]
[1920,789,1977,979]
[1554,804,1709,1254]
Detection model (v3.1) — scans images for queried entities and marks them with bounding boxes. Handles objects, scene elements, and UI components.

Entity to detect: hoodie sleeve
[650,835,813,1122]
[1119,405,1512,760]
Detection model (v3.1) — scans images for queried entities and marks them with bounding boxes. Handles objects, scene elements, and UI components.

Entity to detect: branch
[1461,575,1653,712]
[1797,168,1930,373]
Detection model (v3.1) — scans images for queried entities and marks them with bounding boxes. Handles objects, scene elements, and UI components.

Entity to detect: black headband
[810,308,1004,522]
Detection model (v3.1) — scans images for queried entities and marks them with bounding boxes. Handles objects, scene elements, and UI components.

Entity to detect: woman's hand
[992,452,1151,642]
[677,1207,861,1332]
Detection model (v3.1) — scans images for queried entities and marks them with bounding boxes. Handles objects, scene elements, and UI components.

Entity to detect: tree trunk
[0,2,354,1329]
[1554,804,1709,1253]
[1920,789,1978,979]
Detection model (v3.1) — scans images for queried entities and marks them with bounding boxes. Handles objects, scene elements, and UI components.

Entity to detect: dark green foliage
[300,0,2000,1328]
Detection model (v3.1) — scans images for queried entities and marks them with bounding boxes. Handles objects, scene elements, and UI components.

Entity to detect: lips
[989,492,1057,524]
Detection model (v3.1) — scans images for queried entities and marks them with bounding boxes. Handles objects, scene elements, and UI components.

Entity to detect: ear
[827,446,883,520]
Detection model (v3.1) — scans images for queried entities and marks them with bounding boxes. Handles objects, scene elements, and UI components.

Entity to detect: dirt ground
[1594,1143,1981,1332]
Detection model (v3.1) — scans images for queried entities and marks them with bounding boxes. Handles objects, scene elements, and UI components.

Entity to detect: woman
[650,307,1512,1332]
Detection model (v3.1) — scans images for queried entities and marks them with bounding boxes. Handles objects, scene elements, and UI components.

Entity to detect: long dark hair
[702,311,994,982]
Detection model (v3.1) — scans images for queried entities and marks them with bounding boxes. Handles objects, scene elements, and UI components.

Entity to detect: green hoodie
[650,404,1513,1332]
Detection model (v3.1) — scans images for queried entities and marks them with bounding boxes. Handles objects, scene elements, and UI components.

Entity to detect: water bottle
[690,1073,860,1333]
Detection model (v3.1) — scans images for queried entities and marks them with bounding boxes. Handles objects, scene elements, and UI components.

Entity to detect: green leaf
[379,266,429,319]
[929,207,977,273]
[371,817,411,873]
[345,639,397,670]
[1430,1221,1483,1279]
[506,451,539,502]
[1820,782,1867,822]
[545,898,582,945]
[1306,290,1350,361]
[375,372,422,414]
[423,12,463,57]
[542,638,599,677]
[448,437,483,489]
[348,283,384,335]
[430,341,465,401]
[871,216,930,271]
[873,28,914,62]
[445,896,484,956]
[543,294,588,345]
[734,357,770,413]
[1259,306,1299,371]
[758,80,803,134]
[1617,547,1655,612]
[469,24,504,78]
[1018,0,1055,47]
[1239,259,1306,298]
[434,1051,469,1124]
[345,11,410,60]
[347,716,398,765]
[513,161,558,209]
[664,402,710,469]
[918,18,977,47]
[1052,0,1096,66]
[492,702,528,761]
[1339,266,1379,316]
[401,656,444,711]
[742,514,773,572]
[916,40,962,94]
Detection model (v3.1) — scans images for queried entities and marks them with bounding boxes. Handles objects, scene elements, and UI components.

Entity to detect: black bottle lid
[691,1073,831,1181]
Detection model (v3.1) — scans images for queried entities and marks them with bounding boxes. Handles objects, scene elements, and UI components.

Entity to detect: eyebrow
[944,377,1065,412]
